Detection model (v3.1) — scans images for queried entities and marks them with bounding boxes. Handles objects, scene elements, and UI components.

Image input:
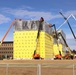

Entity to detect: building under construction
[0,12,75,60]
[13,19,66,59]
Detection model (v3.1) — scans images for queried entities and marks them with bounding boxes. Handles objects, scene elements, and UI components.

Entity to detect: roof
[0,41,13,44]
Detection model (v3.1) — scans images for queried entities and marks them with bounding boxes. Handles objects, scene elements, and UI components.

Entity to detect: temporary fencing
[0,63,76,75]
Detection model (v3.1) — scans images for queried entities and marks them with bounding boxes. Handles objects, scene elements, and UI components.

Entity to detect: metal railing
[0,64,76,75]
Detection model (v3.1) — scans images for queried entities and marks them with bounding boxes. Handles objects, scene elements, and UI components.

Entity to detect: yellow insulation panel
[14,31,37,59]
[13,31,53,59]
[53,44,62,56]
[45,33,53,58]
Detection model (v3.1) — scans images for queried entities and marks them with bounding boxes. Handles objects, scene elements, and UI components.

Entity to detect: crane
[59,12,76,40]
[58,32,74,59]
[50,24,74,59]
[0,19,16,45]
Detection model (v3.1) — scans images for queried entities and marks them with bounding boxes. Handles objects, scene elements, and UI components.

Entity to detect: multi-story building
[13,20,54,59]
[0,41,13,59]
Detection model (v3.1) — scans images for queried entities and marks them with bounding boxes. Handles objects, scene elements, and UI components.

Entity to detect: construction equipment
[59,12,76,40]
[0,19,16,45]
[50,24,62,60]
[50,24,58,39]
[58,12,76,59]
[58,32,74,59]
[50,23,74,60]
[0,19,16,59]
[33,18,44,59]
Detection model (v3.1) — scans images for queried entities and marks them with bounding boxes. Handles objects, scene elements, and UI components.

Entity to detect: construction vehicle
[53,12,76,59]
[33,17,44,59]
[50,23,74,60]
[58,32,74,59]
[50,24,62,60]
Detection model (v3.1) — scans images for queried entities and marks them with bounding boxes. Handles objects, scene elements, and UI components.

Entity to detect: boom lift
[33,26,41,59]
[50,24,58,39]
[58,32,74,59]
[33,17,44,59]
[50,24,62,60]
[51,24,74,59]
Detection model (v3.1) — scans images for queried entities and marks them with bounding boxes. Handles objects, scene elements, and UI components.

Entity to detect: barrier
[0,63,76,75]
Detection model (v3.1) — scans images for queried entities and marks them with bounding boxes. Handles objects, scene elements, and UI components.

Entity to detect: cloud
[0,14,11,24]
[2,8,61,21]
[65,10,76,16]
[21,5,34,10]
[2,7,76,22]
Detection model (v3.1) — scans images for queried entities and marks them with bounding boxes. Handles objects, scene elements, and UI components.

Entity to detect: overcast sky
[0,0,76,50]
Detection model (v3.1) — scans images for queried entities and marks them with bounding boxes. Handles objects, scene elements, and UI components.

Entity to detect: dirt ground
[1,59,76,64]
[0,59,76,75]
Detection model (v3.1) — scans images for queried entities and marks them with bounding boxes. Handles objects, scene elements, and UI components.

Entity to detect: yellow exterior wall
[45,33,53,58]
[13,31,54,59]
[53,44,63,56]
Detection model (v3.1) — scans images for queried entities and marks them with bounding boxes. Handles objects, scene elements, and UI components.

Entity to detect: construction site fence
[0,63,76,75]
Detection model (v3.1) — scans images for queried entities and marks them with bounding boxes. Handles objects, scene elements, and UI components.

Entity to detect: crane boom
[0,19,16,44]
[58,33,71,54]
[59,12,76,40]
